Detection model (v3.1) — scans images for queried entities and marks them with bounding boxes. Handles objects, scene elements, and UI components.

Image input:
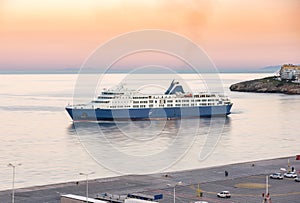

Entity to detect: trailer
[124,198,159,203]
[61,194,108,203]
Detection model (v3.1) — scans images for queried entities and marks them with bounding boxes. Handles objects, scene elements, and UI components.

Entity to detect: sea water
[0,73,299,190]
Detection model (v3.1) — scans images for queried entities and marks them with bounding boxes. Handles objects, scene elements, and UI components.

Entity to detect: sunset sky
[0,0,299,71]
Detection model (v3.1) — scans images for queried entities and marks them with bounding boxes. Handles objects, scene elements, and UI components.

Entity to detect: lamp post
[167,181,182,203]
[7,163,22,203]
[79,172,95,203]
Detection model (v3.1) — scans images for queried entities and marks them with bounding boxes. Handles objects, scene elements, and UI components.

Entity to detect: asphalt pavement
[1,156,300,203]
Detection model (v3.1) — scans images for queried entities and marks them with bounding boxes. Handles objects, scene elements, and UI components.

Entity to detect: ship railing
[67,103,89,108]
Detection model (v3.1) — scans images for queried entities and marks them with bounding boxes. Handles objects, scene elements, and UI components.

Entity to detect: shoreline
[0,155,294,192]
[230,76,300,95]
[1,155,299,202]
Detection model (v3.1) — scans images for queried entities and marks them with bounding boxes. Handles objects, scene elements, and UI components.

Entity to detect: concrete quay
[1,156,300,203]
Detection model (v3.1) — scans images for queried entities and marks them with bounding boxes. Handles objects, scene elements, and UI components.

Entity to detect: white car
[217,191,231,198]
[284,172,297,178]
[269,173,283,179]
[294,177,300,182]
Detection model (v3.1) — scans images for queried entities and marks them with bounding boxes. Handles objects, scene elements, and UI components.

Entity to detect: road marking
[189,183,300,197]
[271,191,300,197]
[234,183,269,189]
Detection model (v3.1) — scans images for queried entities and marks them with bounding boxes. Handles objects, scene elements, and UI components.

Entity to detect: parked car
[194,201,208,203]
[217,191,231,198]
[269,173,283,179]
[284,172,297,178]
[294,177,300,182]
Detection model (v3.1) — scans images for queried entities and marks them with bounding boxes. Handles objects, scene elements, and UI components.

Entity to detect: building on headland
[279,64,300,80]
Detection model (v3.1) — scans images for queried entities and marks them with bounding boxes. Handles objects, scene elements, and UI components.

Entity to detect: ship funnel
[165,80,185,95]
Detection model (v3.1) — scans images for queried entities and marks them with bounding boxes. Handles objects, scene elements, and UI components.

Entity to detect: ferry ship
[66,80,232,121]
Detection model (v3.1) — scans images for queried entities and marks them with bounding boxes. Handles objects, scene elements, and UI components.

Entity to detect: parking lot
[161,174,300,203]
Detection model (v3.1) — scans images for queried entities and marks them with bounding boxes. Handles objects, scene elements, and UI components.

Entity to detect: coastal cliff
[230,76,300,94]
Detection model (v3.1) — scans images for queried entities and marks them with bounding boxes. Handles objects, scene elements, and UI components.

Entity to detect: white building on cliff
[279,64,300,80]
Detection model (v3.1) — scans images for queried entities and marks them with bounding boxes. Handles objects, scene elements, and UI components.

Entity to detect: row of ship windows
[195,95,215,98]
[150,95,216,98]
[102,92,124,95]
[132,96,149,99]
[94,101,110,103]
[101,95,218,100]
[95,99,219,104]
[109,106,131,108]
[133,99,218,103]
[136,95,217,98]
[97,96,114,99]
[133,101,148,103]
[110,103,217,108]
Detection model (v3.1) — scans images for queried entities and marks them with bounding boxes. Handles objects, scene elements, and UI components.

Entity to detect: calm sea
[0,73,299,190]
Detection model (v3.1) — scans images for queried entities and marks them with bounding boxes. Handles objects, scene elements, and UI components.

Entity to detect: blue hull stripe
[66,105,232,121]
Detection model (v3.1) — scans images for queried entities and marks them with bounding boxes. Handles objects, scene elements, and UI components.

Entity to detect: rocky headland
[230,76,300,95]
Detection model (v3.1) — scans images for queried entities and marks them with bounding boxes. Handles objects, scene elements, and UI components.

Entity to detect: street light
[167,181,182,203]
[7,163,22,203]
[79,172,95,203]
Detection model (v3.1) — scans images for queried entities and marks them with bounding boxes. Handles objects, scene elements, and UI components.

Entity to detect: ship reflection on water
[67,117,231,174]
